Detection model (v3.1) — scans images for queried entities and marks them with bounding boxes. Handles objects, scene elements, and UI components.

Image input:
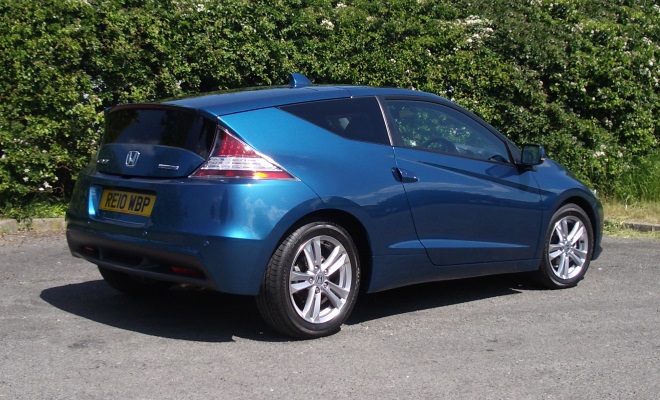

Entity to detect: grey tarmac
[0,232,658,399]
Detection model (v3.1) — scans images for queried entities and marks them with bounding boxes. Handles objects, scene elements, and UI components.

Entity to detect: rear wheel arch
[280,209,373,294]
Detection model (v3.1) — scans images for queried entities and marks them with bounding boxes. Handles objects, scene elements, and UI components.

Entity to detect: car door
[385,98,543,266]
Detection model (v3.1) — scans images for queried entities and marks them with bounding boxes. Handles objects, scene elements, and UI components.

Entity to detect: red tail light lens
[191,129,293,179]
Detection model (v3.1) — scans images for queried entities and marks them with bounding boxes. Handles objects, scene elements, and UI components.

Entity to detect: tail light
[190,128,293,179]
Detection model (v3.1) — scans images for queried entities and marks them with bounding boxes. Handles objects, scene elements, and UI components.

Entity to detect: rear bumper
[67,226,217,290]
[65,171,323,295]
[66,222,274,295]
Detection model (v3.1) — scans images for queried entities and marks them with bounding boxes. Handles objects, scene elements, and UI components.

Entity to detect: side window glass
[387,100,510,163]
[280,97,390,145]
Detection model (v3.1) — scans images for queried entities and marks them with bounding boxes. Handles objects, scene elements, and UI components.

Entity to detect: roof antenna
[289,72,312,88]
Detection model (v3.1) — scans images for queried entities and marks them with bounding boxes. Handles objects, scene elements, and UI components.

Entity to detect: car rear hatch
[91,104,294,225]
[96,105,216,178]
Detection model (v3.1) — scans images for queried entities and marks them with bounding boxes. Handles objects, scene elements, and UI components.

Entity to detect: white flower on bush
[24,168,29,173]
[195,0,209,12]
[23,177,29,182]
[321,19,334,30]
[43,181,52,189]
[464,16,484,25]
[335,2,347,8]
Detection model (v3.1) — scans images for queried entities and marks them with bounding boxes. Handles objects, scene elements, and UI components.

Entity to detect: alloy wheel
[288,235,353,324]
[547,215,589,280]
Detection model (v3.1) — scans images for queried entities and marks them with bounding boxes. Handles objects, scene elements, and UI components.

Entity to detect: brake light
[191,129,293,179]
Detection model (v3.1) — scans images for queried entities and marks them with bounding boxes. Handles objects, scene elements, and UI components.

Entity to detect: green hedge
[1,0,658,214]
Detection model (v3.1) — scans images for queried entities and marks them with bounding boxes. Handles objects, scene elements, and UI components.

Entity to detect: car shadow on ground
[348,273,538,326]
[40,273,539,343]
[40,281,269,343]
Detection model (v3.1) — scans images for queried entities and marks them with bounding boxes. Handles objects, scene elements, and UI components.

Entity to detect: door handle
[392,168,418,183]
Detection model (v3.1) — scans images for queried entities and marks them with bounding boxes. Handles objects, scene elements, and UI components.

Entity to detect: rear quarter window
[280,97,390,145]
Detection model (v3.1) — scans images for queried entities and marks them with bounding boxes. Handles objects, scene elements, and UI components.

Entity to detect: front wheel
[256,222,360,339]
[536,204,594,289]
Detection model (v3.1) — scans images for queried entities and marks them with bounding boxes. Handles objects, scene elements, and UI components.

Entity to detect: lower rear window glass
[103,107,216,159]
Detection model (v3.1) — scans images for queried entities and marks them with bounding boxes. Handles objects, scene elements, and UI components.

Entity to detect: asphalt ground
[0,232,658,399]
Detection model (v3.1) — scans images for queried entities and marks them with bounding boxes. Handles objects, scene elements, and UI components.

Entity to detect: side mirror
[520,145,545,166]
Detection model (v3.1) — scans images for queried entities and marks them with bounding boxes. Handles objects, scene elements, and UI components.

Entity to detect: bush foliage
[1,0,658,213]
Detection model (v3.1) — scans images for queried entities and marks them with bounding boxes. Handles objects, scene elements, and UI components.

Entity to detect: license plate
[99,189,156,217]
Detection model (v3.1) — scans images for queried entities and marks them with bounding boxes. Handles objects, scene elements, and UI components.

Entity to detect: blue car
[67,73,603,338]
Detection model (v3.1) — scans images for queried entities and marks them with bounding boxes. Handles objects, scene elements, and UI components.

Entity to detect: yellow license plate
[99,189,156,217]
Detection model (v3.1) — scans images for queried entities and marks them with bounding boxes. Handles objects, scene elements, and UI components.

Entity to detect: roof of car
[162,82,444,118]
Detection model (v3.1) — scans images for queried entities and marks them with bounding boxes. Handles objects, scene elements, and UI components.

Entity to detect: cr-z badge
[125,151,140,167]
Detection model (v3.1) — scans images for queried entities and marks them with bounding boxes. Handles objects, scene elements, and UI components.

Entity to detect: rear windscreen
[103,107,217,159]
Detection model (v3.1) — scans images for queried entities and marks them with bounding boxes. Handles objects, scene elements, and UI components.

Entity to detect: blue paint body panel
[66,82,603,296]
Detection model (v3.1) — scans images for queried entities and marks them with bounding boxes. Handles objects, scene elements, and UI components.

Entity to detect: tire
[536,204,594,289]
[98,266,171,296]
[256,221,360,339]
